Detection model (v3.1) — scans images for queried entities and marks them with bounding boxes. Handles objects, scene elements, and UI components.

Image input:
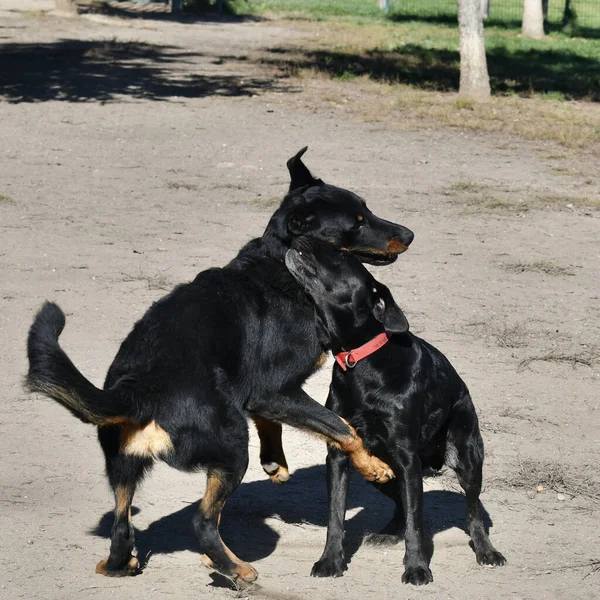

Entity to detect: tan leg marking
[115,485,131,519]
[329,418,395,483]
[200,473,258,583]
[95,556,139,576]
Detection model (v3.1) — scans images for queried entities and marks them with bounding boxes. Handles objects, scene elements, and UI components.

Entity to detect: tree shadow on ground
[387,13,600,39]
[262,42,600,101]
[0,39,289,103]
[93,464,496,581]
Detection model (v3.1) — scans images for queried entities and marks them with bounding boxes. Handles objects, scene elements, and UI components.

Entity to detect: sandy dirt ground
[1,3,599,599]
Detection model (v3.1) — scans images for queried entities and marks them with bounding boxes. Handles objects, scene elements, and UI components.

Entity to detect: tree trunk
[522,0,545,39]
[458,0,491,101]
[481,0,490,20]
[55,0,78,15]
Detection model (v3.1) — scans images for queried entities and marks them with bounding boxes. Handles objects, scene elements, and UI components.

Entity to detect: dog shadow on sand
[93,464,495,586]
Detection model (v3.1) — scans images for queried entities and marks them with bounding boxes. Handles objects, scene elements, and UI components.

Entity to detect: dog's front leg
[311,447,350,577]
[396,450,433,585]
[252,416,290,484]
[247,389,394,483]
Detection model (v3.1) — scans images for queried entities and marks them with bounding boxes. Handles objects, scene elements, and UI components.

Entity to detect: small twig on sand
[536,559,600,579]
[518,351,594,372]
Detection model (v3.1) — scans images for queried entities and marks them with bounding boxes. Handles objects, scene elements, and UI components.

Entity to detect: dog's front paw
[96,556,142,577]
[262,461,290,484]
[401,564,433,586]
[311,554,346,578]
[476,549,506,567]
[362,454,395,483]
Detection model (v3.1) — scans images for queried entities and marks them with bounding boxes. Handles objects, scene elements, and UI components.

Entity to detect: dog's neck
[260,227,291,261]
[329,317,387,356]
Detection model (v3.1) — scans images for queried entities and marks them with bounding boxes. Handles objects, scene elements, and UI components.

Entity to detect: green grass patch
[0,193,16,205]
[245,0,600,101]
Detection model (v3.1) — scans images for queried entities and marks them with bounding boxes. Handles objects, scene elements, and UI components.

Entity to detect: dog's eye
[351,215,365,230]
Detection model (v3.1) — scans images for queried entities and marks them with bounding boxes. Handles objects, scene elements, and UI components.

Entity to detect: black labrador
[25,149,413,585]
[285,237,506,586]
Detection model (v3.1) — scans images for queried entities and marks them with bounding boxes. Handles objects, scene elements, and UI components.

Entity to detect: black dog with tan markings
[25,149,413,586]
[285,237,506,585]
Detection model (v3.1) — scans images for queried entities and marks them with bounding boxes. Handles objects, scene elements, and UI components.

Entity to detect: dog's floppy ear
[287,209,317,236]
[373,286,409,334]
[287,146,323,191]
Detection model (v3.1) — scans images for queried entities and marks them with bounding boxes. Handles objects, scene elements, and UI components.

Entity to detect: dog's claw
[366,455,395,483]
[476,549,506,567]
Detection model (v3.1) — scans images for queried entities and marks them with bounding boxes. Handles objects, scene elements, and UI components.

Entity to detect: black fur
[285,238,506,585]
[25,149,413,584]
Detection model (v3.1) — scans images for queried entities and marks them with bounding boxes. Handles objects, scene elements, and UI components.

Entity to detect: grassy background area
[243,0,600,29]
[232,0,600,102]
[195,0,600,148]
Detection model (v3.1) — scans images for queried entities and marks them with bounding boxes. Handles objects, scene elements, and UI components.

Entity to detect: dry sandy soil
[1,3,599,599]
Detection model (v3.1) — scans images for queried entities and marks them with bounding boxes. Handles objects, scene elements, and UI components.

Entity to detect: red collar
[334,333,390,371]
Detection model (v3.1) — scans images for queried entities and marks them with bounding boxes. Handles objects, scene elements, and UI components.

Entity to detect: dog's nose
[399,227,414,247]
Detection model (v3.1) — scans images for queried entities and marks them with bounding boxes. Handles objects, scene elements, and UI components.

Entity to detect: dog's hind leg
[195,467,258,586]
[96,427,152,577]
[447,394,506,567]
[364,480,405,546]
[253,416,289,484]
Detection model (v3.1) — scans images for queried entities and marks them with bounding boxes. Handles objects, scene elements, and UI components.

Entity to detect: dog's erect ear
[373,287,409,334]
[287,210,317,236]
[287,146,324,191]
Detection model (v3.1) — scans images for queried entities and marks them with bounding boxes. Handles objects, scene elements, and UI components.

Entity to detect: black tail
[25,302,136,426]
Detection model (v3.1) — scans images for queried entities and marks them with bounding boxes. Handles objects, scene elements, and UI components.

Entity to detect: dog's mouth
[342,240,409,266]
[350,250,399,266]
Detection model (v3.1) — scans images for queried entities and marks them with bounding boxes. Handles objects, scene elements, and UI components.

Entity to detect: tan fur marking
[314,352,328,369]
[200,471,226,519]
[120,421,174,458]
[387,238,409,254]
[200,554,215,568]
[95,558,109,575]
[115,485,130,518]
[200,473,258,582]
[95,556,139,576]
[33,383,98,423]
[101,416,136,426]
[329,418,395,482]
